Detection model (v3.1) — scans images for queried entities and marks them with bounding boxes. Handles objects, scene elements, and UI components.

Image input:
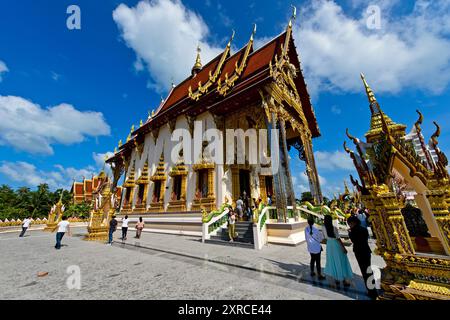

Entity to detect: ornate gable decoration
[188,31,234,101]
[217,25,255,96]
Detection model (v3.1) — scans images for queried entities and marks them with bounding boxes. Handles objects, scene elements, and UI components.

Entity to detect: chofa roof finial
[192,43,202,75]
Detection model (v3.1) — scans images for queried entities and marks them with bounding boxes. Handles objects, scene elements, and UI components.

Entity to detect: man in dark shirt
[348,215,378,299]
[107,215,118,245]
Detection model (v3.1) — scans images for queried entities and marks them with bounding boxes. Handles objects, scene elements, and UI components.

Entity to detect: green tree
[300,192,313,203]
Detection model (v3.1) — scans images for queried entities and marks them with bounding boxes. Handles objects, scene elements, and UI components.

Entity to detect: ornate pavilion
[344,74,450,300]
[105,13,323,220]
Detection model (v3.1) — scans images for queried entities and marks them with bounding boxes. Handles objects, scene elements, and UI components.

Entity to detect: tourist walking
[228,209,237,242]
[305,216,325,280]
[54,216,71,250]
[348,215,378,299]
[322,215,353,287]
[108,215,117,245]
[19,216,31,237]
[236,197,244,221]
[121,215,129,240]
[135,217,145,239]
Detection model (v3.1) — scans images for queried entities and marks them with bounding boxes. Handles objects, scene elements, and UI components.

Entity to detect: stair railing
[297,206,348,231]
[201,205,231,243]
[253,205,275,250]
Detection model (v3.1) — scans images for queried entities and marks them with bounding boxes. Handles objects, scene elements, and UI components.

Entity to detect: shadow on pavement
[264,258,370,300]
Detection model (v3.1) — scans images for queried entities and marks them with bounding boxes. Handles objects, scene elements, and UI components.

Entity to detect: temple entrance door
[239,169,250,199]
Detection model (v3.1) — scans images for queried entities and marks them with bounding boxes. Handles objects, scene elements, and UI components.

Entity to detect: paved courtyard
[0,227,384,300]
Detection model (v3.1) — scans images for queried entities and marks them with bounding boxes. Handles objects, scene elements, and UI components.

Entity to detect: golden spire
[114,147,117,153]
[140,119,143,127]
[360,73,406,142]
[118,139,122,147]
[192,44,202,75]
[360,73,379,112]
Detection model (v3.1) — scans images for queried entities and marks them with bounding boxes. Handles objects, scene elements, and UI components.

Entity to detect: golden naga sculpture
[344,73,450,300]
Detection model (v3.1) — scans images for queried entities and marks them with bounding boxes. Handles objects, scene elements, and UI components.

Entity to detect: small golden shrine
[84,171,116,241]
[344,74,450,300]
[43,194,65,232]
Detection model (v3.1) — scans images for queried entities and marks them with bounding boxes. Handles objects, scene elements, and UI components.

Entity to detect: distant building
[70,172,122,205]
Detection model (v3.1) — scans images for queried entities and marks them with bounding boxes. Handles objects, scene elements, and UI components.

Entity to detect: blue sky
[0,0,449,198]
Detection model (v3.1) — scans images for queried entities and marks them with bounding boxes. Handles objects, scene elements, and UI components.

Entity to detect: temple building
[105,11,323,240]
[71,173,122,205]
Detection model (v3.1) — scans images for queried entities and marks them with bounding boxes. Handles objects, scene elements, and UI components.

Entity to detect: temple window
[172,176,182,201]
[198,169,209,198]
[153,181,162,202]
[136,184,145,205]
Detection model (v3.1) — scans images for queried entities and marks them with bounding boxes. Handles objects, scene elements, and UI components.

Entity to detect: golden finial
[346,128,358,144]
[430,121,441,147]
[360,73,378,107]
[227,30,235,47]
[414,110,423,131]
[152,110,155,117]
[140,119,143,127]
[130,124,135,133]
[118,139,122,147]
[192,43,202,74]
[114,147,117,153]
[344,180,350,194]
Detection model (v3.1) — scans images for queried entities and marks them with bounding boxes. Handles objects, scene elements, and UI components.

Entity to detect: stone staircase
[206,221,254,249]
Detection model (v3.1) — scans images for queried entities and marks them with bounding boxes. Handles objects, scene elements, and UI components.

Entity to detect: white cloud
[0,60,8,81]
[294,0,450,97]
[113,0,223,92]
[314,150,354,171]
[0,153,111,190]
[0,162,96,190]
[0,95,110,155]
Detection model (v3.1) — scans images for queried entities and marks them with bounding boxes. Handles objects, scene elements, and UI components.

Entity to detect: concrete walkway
[110,229,385,300]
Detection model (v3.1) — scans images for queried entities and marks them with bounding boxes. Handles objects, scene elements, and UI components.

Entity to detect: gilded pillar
[378,190,415,255]
[426,189,450,255]
[259,176,267,203]
[207,168,215,198]
[231,167,239,205]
